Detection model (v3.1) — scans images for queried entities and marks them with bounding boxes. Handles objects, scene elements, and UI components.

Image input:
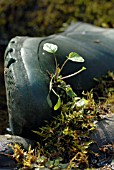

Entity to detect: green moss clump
[10,72,114,169]
[11,88,114,169]
[11,91,98,169]
[34,92,98,169]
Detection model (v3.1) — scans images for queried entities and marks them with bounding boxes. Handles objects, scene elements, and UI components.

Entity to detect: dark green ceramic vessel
[4,22,114,137]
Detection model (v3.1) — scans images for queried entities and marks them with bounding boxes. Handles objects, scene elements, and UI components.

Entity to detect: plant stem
[61,67,86,80]
[52,88,59,97]
[60,58,69,74]
[54,52,58,70]
[54,52,59,80]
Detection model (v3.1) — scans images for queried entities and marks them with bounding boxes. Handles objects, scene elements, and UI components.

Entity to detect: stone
[90,115,114,167]
[0,135,36,169]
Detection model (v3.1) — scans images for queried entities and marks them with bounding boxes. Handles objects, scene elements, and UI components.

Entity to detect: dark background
[0,0,114,133]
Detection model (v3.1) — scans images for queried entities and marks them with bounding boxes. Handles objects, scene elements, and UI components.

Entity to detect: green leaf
[66,86,76,98]
[82,66,86,70]
[43,43,58,53]
[47,94,52,108]
[60,163,69,169]
[32,130,45,137]
[68,52,84,62]
[45,160,54,168]
[63,127,69,135]
[76,98,88,107]
[49,76,53,91]
[54,159,60,166]
[54,97,61,110]
[37,156,48,164]
[56,67,61,77]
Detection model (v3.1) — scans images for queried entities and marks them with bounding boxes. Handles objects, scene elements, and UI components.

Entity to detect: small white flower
[43,43,58,53]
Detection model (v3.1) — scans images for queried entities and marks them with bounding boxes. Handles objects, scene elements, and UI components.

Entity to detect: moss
[11,78,114,169]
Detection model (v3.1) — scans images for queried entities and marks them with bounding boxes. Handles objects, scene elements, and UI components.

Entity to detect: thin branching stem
[54,53,58,71]
[59,58,69,74]
[61,67,86,80]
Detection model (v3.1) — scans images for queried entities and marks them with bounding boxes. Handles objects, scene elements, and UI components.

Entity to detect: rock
[4,22,114,137]
[0,119,114,169]
[90,115,114,167]
[0,134,36,169]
